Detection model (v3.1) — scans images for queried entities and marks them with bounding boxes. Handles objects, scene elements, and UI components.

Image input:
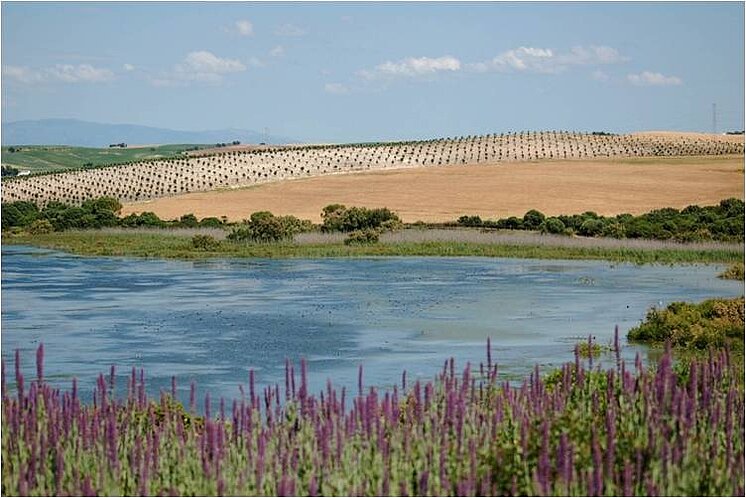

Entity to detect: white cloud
[178,51,246,74]
[235,20,254,36]
[627,71,682,86]
[3,64,114,84]
[269,45,285,57]
[153,51,248,87]
[123,63,135,71]
[274,23,307,37]
[324,83,349,94]
[3,66,45,84]
[48,64,114,82]
[359,56,461,79]
[468,45,625,74]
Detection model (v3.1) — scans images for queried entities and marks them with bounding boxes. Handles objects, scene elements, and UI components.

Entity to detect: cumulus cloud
[324,82,349,94]
[269,45,285,57]
[152,51,247,87]
[468,45,625,74]
[235,20,254,36]
[359,56,461,79]
[3,64,114,84]
[123,63,135,71]
[627,71,682,86]
[178,51,246,74]
[274,23,307,37]
[3,66,45,84]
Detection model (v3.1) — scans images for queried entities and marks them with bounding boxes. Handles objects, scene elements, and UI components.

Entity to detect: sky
[2,1,744,143]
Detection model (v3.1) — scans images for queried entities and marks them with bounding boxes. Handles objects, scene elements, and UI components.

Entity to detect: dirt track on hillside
[121,155,745,223]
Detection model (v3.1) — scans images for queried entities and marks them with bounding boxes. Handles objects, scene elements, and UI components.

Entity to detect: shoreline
[4,230,742,264]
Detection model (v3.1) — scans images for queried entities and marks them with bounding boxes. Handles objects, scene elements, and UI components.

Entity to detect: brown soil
[121,155,745,223]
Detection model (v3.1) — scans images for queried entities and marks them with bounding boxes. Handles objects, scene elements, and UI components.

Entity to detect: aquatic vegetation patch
[628,297,745,349]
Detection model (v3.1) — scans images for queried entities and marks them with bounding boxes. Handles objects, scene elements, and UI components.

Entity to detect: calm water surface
[2,245,742,403]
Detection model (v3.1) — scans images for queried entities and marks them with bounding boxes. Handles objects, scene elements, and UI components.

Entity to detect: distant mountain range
[1,119,296,147]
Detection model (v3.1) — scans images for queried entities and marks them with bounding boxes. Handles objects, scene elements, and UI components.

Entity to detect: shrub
[457,215,483,227]
[1,201,39,229]
[199,217,224,228]
[496,216,523,230]
[344,228,380,245]
[542,217,565,234]
[628,297,745,349]
[81,196,122,215]
[522,209,546,230]
[578,219,604,237]
[27,219,54,235]
[719,263,745,280]
[228,211,311,243]
[321,205,401,233]
[192,234,220,251]
[179,214,199,228]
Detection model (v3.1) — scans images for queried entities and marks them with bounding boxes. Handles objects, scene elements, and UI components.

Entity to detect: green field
[1,144,205,174]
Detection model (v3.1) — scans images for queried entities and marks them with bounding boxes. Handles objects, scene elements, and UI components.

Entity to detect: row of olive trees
[3,132,742,207]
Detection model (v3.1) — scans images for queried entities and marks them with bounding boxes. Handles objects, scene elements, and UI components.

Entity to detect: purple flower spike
[36,343,44,384]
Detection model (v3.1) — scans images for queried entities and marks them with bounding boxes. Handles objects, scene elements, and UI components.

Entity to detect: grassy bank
[3,230,743,264]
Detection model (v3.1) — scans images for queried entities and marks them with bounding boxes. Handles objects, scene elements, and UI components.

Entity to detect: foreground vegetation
[2,340,742,496]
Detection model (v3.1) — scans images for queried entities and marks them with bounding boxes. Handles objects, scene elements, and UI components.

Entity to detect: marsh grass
[719,262,745,280]
[4,228,743,264]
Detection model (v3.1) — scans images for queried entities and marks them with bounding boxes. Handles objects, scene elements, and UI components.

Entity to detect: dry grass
[121,155,745,223]
[96,226,229,240]
[295,228,745,252]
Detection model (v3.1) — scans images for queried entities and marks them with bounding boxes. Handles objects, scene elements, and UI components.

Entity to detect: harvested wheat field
[122,155,744,223]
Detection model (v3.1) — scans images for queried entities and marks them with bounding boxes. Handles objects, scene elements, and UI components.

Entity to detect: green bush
[344,228,381,245]
[227,211,311,243]
[321,205,401,233]
[192,234,220,251]
[179,213,199,228]
[1,201,39,229]
[719,263,745,280]
[199,217,224,228]
[628,297,745,349]
[522,209,545,230]
[457,215,483,227]
[27,219,54,235]
[578,219,604,237]
[542,217,565,234]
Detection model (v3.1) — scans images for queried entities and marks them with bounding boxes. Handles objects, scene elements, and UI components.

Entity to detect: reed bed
[2,337,743,496]
[297,228,744,252]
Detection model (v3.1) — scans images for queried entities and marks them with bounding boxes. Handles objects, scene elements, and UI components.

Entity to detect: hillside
[2,131,743,208]
[1,144,205,174]
[1,119,294,148]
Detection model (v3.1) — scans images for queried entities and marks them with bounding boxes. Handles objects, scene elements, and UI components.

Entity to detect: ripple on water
[1,247,741,403]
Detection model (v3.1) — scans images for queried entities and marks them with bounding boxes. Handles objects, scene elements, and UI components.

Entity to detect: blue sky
[2,2,744,142]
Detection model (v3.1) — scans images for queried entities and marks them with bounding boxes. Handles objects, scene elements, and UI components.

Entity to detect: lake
[2,245,741,404]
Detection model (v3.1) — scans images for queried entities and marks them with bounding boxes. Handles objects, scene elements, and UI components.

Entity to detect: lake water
[2,245,742,404]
